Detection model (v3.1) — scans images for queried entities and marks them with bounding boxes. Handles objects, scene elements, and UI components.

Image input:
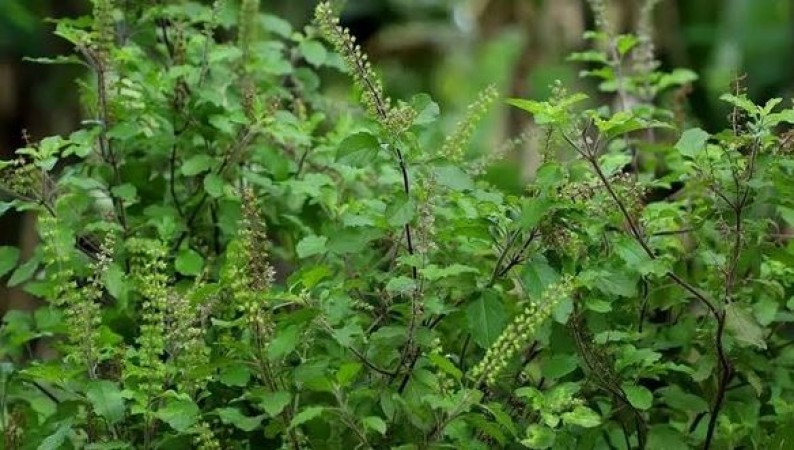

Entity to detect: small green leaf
[336,362,363,386]
[299,40,327,66]
[216,408,264,432]
[433,165,474,191]
[616,34,639,55]
[622,384,654,410]
[675,128,709,158]
[521,424,556,449]
[362,416,387,435]
[86,380,125,424]
[336,132,379,166]
[725,303,767,349]
[561,405,601,428]
[290,406,325,429]
[466,290,507,348]
[386,198,415,227]
[219,363,251,387]
[296,235,327,258]
[8,253,41,287]
[156,399,200,432]
[385,276,416,295]
[175,249,204,276]
[203,173,224,198]
[256,391,291,417]
[0,246,21,278]
[268,326,300,361]
[181,154,214,176]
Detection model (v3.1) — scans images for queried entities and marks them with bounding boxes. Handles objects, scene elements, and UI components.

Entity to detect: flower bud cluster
[314,2,416,135]
[193,420,221,450]
[127,238,170,397]
[222,189,276,347]
[169,286,211,394]
[470,276,575,386]
[441,84,499,162]
[91,0,116,61]
[40,216,103,375]
[429,338,455,395]
[239,0,260,68]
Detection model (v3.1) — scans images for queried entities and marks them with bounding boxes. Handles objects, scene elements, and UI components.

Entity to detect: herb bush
[1,1,794,449]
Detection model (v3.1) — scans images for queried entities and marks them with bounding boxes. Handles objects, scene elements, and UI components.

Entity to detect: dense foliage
[1,1,794,449]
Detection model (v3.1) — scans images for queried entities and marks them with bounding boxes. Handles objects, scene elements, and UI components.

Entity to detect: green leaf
[86,380,125,424]
[410,93,440,126]
[520,424,556,449]
[8,252,41,287]
[256,391,291,417]
[362,416,387,435]
[336,362,363,387]
[386,198,415,227]
[290,406,325,429]
[520,198,552,229]
[420,264,478,281]
[466,291,507,348]
[433,165,474,191]
[296,235,327,258]
[336,132,379,166]
[38,422,73,450]
[219,363,251,387]
[175,249,204,276]
[156,399,200,432]
[725,303,767,349]
[616,34,639,55]
[0,246,21,278]
[203,173,225,198]
[622,384,654,410]
[675,128,709,158]
[385,276,416,295]
[299,40,327,66]
[561,405,601,428]
[181,154,214,176]
[268,325,300,361]
[216,408,264,432]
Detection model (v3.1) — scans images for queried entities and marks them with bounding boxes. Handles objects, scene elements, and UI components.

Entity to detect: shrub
[1,1,793,449]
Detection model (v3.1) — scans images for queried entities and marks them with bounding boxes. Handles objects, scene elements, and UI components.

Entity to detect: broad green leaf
[466,290,507,348]
[86,380,125,424]
[38,422,73,450]
[336,362,363,386]
[725,303,767,349]
[181,154,214,176]
[175,249,204,276]
[203,173,225,198]
[290,406,325,429]
[362,416,387,435]
[336,132,379,166]
[420,264,478,281]
[386,198,415,227]
[8,252,41,287]
[433,165,474,191]
[256,391,291,417]
[219,363,251,387]
[296,235,327,258]
[385,276,416,295]
[216,408,264,432]
[156,399,200,432]
[561,405,601,428]
[299,40,327,66]
[675,128,709,158]
[520,424,556,449]
[268,325,301,361]
[622,384,654,410]
[0,246,20,278]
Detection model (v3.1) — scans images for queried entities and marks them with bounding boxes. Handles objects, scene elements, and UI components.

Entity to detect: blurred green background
[1,0,792,311]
